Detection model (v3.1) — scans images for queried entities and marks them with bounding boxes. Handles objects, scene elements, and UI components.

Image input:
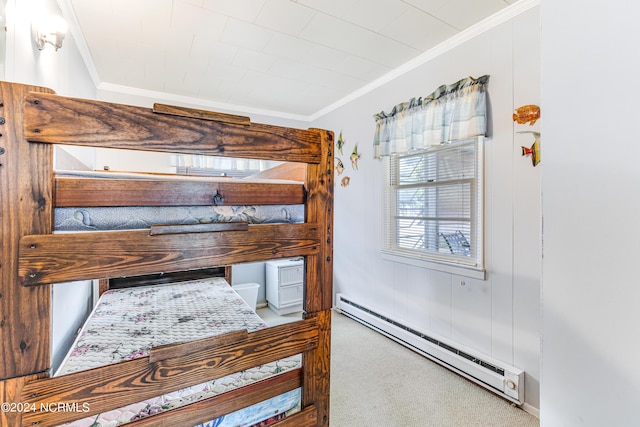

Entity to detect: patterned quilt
[57,278,301,426]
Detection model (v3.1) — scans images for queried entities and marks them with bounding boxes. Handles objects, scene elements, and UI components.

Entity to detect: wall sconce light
[34,15,68,51]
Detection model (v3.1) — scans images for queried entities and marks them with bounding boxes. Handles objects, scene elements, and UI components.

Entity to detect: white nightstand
[265,258,304,315]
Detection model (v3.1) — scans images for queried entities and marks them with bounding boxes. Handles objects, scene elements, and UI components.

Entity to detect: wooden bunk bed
[0,81,333,427]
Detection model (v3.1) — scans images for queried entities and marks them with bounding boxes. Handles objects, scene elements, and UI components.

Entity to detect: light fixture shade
[35,15,68,51]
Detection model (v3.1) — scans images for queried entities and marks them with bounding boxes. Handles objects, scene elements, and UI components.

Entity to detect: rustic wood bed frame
[0,81,333,427]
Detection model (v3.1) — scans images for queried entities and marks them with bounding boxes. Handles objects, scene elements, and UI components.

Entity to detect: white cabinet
[265,259,304,315]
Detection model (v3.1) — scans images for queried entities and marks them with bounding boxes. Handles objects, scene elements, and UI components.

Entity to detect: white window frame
[382,137,485,279]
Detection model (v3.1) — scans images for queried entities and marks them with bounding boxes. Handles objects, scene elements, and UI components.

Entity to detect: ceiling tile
[142,65,170,90]
[214,80,253,102]
[142,26,195,54]
[205,62,247,84]
[103,59,145,86]
[221,18,275,51]
[268,59,366,92]
[299,44,350,71]
[176,0,204,6]
[340,0,410,32]
[255,0,316,36]
[190,39,238,64]
[262,33,316,61]
[295,0,360,18]
[270,82,346,115]
[427,0,510,30]
[109,0,172,18]
[171,2,228,41]
[171,52,210,74]
[354,33,422,68]
[379,8,457,50]
[232,49,277,73]
[337,56,393,81]
[402,0,450,15]
[299,12,418,66]
[202,0,266,23]
[182,69,218,94]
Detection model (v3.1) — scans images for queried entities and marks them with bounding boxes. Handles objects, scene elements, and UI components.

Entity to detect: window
[173,154,268,178]
[383,137,483,268]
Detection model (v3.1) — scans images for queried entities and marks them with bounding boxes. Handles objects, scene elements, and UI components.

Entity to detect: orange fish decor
[513,105,540,126]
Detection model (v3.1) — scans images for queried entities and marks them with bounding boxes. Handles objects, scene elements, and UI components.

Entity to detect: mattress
[54,170,304,232]
[54,205,304,231]
[57,278,301,426]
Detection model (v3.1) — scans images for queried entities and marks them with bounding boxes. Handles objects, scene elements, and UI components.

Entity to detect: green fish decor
[350,144,361,170]
[337,131,345,155]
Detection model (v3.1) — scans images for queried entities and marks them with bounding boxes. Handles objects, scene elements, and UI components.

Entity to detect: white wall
[311,6,541,412]
[540,0,640,425]
[4,0,97,373]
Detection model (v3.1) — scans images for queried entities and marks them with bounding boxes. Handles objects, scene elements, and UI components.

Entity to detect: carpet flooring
[329,310,539,427]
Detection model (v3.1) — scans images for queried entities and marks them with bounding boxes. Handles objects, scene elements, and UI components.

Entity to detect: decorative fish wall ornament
[521,141,540,166]
[513,105,540,126]
[337,131,345,155]
[340,176,351,187]
[518,131,541,166]
[336,158,345,175]
[350,144,361,170]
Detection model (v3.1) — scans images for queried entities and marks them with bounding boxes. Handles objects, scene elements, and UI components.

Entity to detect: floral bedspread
[57,278,301,426]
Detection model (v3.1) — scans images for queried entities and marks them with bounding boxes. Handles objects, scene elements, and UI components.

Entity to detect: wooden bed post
[0,82,54,380]
[303,128,334,426]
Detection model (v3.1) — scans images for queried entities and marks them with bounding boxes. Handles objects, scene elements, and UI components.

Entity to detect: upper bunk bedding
[53,169,305,232]
[56,277,301,426]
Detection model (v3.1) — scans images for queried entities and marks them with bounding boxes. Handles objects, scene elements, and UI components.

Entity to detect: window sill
[381,251,486,280]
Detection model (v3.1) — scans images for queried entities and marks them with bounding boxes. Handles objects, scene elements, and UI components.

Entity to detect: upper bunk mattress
[57,278,301,426]
[54,204,304,231]
[54,170,304,232]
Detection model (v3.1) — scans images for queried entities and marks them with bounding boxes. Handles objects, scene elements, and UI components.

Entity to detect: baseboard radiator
[335,293,524,405]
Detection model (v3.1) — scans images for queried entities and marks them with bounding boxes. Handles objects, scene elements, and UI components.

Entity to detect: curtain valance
[373,75,489,158]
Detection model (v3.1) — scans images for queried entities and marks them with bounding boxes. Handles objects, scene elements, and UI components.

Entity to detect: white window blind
[383,138,483,268]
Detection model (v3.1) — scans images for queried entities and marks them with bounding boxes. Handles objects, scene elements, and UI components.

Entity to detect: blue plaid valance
[373,75,489,158]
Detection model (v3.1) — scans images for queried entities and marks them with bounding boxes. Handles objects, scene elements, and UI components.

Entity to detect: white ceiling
[63,0,521,119]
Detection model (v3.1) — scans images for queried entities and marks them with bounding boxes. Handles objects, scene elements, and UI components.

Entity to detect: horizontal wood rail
[149,222,248,236]
[54,177,306,207]
[24,92,322,163]
[124,369,303,427]
[152,103,251,126]
[276,406,318,427]
[20,319,318,427]
[19,223,320,285]
[149,330,249,363]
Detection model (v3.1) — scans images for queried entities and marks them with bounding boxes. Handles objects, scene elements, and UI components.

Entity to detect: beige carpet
[329,310,539,427]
